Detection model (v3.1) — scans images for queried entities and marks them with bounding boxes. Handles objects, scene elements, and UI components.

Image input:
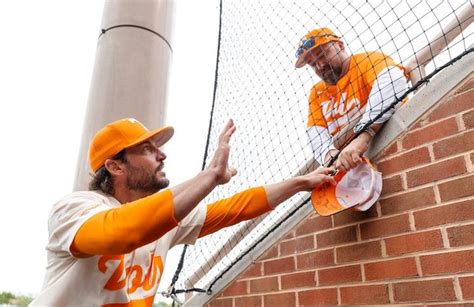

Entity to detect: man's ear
[104,159,125,176]
[337,40,345,50]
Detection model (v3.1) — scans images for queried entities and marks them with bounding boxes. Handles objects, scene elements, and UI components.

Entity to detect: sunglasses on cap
[295,34,340,58]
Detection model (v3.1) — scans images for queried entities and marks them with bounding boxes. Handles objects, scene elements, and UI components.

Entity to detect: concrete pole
[74,0,174,191]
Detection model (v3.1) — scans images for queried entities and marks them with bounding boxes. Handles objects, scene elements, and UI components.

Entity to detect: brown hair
[88,150,126,194]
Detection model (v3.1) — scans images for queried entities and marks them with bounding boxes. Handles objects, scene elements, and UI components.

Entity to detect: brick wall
[207,75,474,306]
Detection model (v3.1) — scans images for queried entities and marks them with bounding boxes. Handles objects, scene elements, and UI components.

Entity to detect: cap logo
[127,118,148,131]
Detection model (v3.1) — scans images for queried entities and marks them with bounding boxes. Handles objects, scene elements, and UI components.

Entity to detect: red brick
[381,174,404,196]
[208,298,233,307]
[280,235,314,256]
[380,187,436,215]
[433,130,474,159]
[377,147,431,175]
[365,257,418,281]
[414,199,474,229]
[454,77,474,94]
[426,89,474,122]
[249,277,278,294]
[280,271,316,290]
[317,225,357,248]
[384,141,399,156]
[240,263,262,279]
[258,245,278,260]
[234,296,261,306]
[295,215,332,236]
[402,117,459,149]
[385,230,444,256]
[263,292,295,306]
[222,280,247,296]
[438,175,474,202]
[318,265,362,286]
[333,206,378,226]
[393,279,456,302]
[298,288,338,305]
[420,250,474,276]
[406,156,467,188]
[296,249,334,270]
[426,304,473,307]
[340,284,389,304]
[460,276,474,299]
[447,224,474,247]
[463,109,474,129]
[336,241,382,263]
[283,230,295,240]
[263,256,295,275]
[360,214,411,240]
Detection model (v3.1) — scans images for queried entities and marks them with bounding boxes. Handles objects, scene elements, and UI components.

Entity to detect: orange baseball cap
[89,118,174,172]
[295,27,340,68]
[311,157,382,216]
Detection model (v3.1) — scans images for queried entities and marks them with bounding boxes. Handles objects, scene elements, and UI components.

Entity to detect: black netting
[166,1,473,304]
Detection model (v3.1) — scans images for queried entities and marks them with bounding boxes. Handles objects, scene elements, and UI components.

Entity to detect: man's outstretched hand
[207,119,238,185]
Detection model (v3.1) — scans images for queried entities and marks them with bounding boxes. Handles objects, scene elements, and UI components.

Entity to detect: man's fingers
[219,119,236,143]
[320,167,336,175]
[324,175,337,186]
[229,167,238,177]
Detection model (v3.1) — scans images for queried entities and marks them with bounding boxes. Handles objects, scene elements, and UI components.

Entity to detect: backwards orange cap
[89,118,174,172]
[295,27,340,68]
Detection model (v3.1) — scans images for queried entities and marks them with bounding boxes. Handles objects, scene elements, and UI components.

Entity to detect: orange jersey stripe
[72,189,178,256]
[199,186,271,237]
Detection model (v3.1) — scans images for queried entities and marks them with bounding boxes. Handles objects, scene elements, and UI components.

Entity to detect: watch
[354,123,376,137]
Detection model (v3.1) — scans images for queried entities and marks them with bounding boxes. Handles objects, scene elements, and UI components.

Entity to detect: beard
[318,64,343,85]
[125,163,169,193]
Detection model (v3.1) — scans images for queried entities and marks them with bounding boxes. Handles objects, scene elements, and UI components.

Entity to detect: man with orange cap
[32,118,335,306]
[295,28,409,171]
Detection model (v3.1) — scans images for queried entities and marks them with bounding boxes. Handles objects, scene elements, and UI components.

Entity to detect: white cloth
[31,190,206,306]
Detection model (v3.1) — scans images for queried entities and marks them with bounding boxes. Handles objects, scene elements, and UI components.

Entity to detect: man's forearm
[170,169,219,221]
[264,177,308,208]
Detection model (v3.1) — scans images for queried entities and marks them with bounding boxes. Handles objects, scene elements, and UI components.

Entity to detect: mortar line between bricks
[251,247,474,279]
[224,273,474,299]
[380,172,473,201]
[388,283,394,303]
[376,127,474,163]
[282,230,427,258]
[465,153,474,172]
[378,153,474,183]
[440,226,450,248]
[457,112,466,131]
[415,256,423,278]
[453,276,463,301]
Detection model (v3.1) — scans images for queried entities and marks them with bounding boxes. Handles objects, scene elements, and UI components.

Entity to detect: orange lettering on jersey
[127,265,143,294]
[98,255,127,291]
[98,254,165,294]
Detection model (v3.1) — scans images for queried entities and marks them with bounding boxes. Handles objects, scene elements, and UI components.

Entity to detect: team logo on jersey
[98,254,164,294]
[321,93,361,119]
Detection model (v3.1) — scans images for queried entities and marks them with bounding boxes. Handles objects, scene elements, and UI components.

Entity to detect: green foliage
[0,291,34,305]
[0,292,15,304]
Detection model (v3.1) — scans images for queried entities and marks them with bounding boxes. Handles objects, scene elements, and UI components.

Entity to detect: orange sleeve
[71,189,178,256]
[307,84,328,128]
[199,186,272,238]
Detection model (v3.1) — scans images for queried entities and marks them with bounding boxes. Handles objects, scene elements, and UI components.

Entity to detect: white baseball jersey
[31,190,206,306]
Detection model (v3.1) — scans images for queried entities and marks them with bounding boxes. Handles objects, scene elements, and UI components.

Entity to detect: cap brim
[295,52,308,68]
[126,126,174,150]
